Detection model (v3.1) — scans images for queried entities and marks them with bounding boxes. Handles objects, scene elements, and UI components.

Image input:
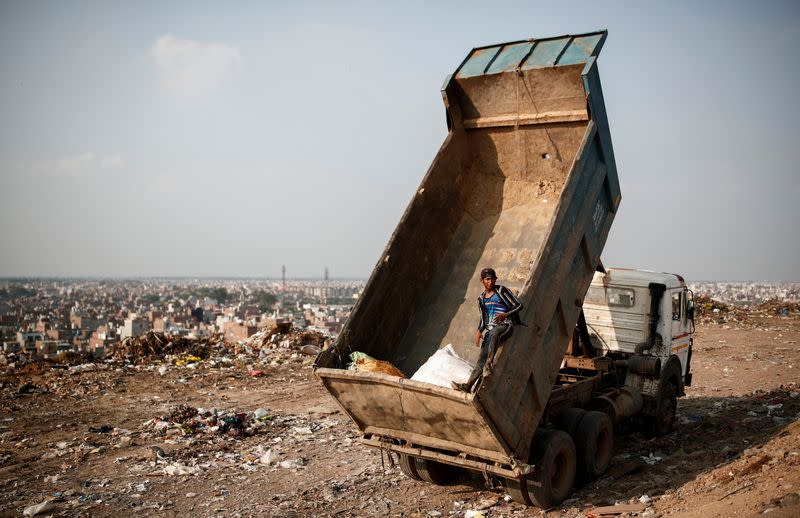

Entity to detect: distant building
[16,331,43,356]
[153,316,171,332]
[89,325,116,358]
[35,339,58,358]
[120,315,148,339]
[224,322,258,342]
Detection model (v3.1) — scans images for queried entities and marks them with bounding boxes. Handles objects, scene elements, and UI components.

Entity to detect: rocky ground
[1,315,799,517]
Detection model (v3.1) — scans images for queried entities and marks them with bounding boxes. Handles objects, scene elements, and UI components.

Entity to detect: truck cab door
[669,289,691,376]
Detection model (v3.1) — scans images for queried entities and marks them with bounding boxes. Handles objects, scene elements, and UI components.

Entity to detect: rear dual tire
[414,457,456,484]
[398,455,457,484]
[555,408,614,482]
[574,411,613,482]
[398,453,422,480]
[506,429,576,508]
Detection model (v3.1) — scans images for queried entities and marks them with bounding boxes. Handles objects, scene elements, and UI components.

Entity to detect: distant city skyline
[1,2,798,281]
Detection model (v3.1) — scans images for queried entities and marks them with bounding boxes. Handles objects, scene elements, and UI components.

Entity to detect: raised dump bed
[316,30,621,477]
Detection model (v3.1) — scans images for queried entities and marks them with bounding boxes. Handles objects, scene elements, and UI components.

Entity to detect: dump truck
[315,30,694,508]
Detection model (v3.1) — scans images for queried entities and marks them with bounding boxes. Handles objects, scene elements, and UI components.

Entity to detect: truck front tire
[643,382,677,437]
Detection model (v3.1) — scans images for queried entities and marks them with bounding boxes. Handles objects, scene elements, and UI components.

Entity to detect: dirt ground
[1,316,799,517]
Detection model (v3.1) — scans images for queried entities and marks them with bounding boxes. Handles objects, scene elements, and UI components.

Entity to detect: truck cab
[582,268,694,433]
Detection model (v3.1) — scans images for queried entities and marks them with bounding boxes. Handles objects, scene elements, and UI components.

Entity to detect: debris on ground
[22,500,57,516]
[142,404,271,439]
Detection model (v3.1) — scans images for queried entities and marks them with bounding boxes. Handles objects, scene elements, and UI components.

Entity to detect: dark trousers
[466,323,512,387]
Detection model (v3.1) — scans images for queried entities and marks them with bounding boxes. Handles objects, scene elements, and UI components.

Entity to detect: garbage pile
[235,324,329,357]
[52,350,96,366]
[107,331,225,364]
[694,295,748,324]
[695,295,800,324]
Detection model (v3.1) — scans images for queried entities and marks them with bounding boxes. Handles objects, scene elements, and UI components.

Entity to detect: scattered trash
[278,458,307,469]
[258,448,275,465]
[475,495,501,510]
[150,446,174,460]
[142,404,272,440]
[766,404,783,416]
[88,425,113,433]
[17,382,47,395]
[163,462,202,476]
[249,370,267,377]
[23,500,56,516]
[300,344,322,356]
[588,503,646,516]
[641,453,662,465]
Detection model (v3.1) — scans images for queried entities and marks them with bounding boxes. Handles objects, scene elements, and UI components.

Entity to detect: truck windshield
[586,286,635,307]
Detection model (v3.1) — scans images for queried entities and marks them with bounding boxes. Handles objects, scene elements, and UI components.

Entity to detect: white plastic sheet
[410,344,474,388]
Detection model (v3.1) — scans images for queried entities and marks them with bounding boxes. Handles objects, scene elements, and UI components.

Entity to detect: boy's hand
[474,330,482,346]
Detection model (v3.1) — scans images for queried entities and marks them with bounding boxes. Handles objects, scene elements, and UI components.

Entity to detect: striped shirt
[484,292,509,325]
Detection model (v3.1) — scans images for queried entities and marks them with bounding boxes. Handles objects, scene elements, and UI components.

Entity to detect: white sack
[410,344,474,388]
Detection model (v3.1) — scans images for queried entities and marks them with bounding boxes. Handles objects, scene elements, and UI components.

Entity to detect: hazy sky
[1,1,798,281]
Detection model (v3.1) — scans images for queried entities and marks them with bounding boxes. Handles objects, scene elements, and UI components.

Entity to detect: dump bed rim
[314,367,517,463]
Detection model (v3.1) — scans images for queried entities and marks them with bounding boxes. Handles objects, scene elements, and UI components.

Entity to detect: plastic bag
[410,344,474,388]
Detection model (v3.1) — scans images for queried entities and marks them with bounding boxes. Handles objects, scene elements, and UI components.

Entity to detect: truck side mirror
[686,299,695,321]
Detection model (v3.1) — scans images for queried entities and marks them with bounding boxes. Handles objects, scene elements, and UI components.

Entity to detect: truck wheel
[575,411,613,481]
[414,458,455,485]
[643,382,677,437]
[398,454,422,480]
[505,429,576,508]
[555,407,586,438]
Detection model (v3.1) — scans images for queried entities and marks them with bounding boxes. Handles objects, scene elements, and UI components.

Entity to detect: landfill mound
[755,298,800,316]
[105,326,328,365]
[106,331,225,364]
[695,295,799,325]
[694,295,746,323]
